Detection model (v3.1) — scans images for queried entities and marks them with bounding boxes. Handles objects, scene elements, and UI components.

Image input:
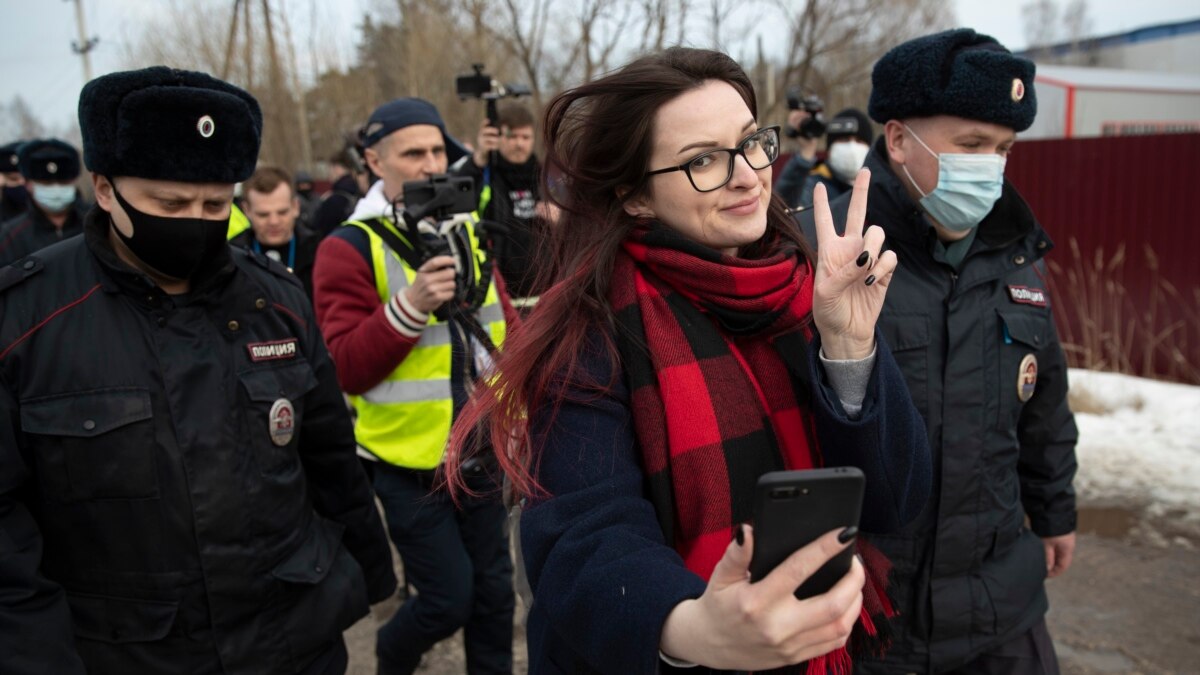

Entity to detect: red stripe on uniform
[0,283,103,361]
[0,219,33,254]
[272,302,308,330]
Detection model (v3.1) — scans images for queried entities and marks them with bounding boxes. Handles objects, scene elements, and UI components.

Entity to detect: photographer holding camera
[452,102,545,308]
[312,97,515,674]
[796,108,875,209]
[773,88,825,208]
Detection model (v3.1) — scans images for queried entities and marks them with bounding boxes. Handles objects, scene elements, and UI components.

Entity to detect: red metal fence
[1006,133,1200,382]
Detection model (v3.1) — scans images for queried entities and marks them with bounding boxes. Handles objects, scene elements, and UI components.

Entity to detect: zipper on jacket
[945,269,958,306]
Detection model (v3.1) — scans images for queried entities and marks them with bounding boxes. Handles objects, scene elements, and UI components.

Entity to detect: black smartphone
[748,467,864,599]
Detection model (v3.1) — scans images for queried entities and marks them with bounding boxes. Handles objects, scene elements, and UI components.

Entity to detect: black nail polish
[838,526,858,543]
[735,524,745,547]
[855,251,870,267]
[864,275,876,287]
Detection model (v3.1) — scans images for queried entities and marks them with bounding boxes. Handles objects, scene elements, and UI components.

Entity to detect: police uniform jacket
[800,140,1078,673]
[0,198,88,267]
[0,206,397,674]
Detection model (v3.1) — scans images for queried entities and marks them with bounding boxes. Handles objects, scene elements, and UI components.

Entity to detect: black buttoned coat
[0,207,396,674]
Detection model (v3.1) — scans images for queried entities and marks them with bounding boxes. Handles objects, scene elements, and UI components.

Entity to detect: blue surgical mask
[32,183,77,213]
[901,125,1005,232]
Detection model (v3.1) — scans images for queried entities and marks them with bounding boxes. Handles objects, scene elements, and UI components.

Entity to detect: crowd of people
[0,25,1076,675]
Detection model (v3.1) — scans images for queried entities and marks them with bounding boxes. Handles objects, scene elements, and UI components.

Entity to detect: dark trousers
[372,463,514,675]
[941,619,1060,675]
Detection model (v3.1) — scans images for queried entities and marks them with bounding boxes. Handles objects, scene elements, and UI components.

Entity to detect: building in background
[1018,17,1200,74]
[1017,17,1200,140]
[1023,66,1200,139]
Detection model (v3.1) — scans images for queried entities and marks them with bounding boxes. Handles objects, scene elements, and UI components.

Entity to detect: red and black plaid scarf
[610,225,893,674]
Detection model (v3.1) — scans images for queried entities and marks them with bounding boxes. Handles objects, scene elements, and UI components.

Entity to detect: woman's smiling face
[626,80,772,255]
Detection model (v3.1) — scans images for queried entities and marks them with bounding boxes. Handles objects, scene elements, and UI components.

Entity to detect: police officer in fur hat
[0,67,396,674]
[800,29,1077,675]
[0,141,29,222]
[0,139,88,266]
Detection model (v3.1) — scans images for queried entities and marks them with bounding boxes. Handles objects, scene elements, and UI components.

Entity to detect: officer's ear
[883,120,909,166]
[93,174,116,213]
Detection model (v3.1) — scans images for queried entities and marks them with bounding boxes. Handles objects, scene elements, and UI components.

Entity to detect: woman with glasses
[445,47,931,674]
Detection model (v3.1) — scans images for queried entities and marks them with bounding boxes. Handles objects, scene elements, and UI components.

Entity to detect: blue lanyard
[253,237,296,270]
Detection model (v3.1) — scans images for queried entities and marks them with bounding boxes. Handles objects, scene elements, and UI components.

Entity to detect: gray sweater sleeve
[818,346,878,419]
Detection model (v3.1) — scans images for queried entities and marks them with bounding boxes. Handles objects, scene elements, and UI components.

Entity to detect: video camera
[391,175,491,318]
[785,87,826,140]
[402,174,477,229]
[456,64,531,127]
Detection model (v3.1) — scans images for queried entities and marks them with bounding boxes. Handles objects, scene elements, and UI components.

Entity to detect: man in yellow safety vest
[312,97,514,674]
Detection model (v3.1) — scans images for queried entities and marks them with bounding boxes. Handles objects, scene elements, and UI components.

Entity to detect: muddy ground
[344,504,1200,674]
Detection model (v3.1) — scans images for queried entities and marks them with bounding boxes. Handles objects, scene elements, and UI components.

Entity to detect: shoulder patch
[0,257,44,294]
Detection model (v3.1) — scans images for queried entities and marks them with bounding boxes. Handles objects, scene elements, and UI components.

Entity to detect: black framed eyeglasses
[646,126,781,192]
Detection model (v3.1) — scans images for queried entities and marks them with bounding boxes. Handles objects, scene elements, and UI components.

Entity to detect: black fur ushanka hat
[869,29,1037,132]
[79,66,262,183]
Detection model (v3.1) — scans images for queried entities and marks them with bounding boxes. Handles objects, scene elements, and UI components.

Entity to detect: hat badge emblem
[7,156,16,166]
[47,161,58,175]
[1011,78,1025,102]
[197,115,216,138]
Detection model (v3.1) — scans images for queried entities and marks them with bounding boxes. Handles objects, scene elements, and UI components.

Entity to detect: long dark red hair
[444,47,809,500]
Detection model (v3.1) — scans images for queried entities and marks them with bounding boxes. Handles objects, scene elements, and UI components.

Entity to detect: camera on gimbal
[456,64,531,127]
[785,87,826,140]
[388,175,493,320]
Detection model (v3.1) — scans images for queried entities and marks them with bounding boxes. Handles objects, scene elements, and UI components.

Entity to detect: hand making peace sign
[810,168,897,360]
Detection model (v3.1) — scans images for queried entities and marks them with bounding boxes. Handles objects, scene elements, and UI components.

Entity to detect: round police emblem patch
[1011,78,1025,102]
[268,398,295,446]
[197,115,216,138]
[1017,353,1038,402]
[47,161,58,174]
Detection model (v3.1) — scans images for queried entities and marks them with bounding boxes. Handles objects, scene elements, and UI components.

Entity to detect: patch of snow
[1069,369,1200,519]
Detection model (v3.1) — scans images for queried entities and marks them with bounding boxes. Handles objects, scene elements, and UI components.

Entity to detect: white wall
[1074,90,1200,137]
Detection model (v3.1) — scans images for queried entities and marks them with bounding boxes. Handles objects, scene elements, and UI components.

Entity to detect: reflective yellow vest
[343,216,506,469]
[226,203,251,240]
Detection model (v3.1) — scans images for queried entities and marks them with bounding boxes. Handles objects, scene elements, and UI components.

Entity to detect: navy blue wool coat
[520,330,932,674]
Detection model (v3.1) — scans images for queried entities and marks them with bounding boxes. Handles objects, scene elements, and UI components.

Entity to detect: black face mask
[2,185,27,206]
[110,183,229,280]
